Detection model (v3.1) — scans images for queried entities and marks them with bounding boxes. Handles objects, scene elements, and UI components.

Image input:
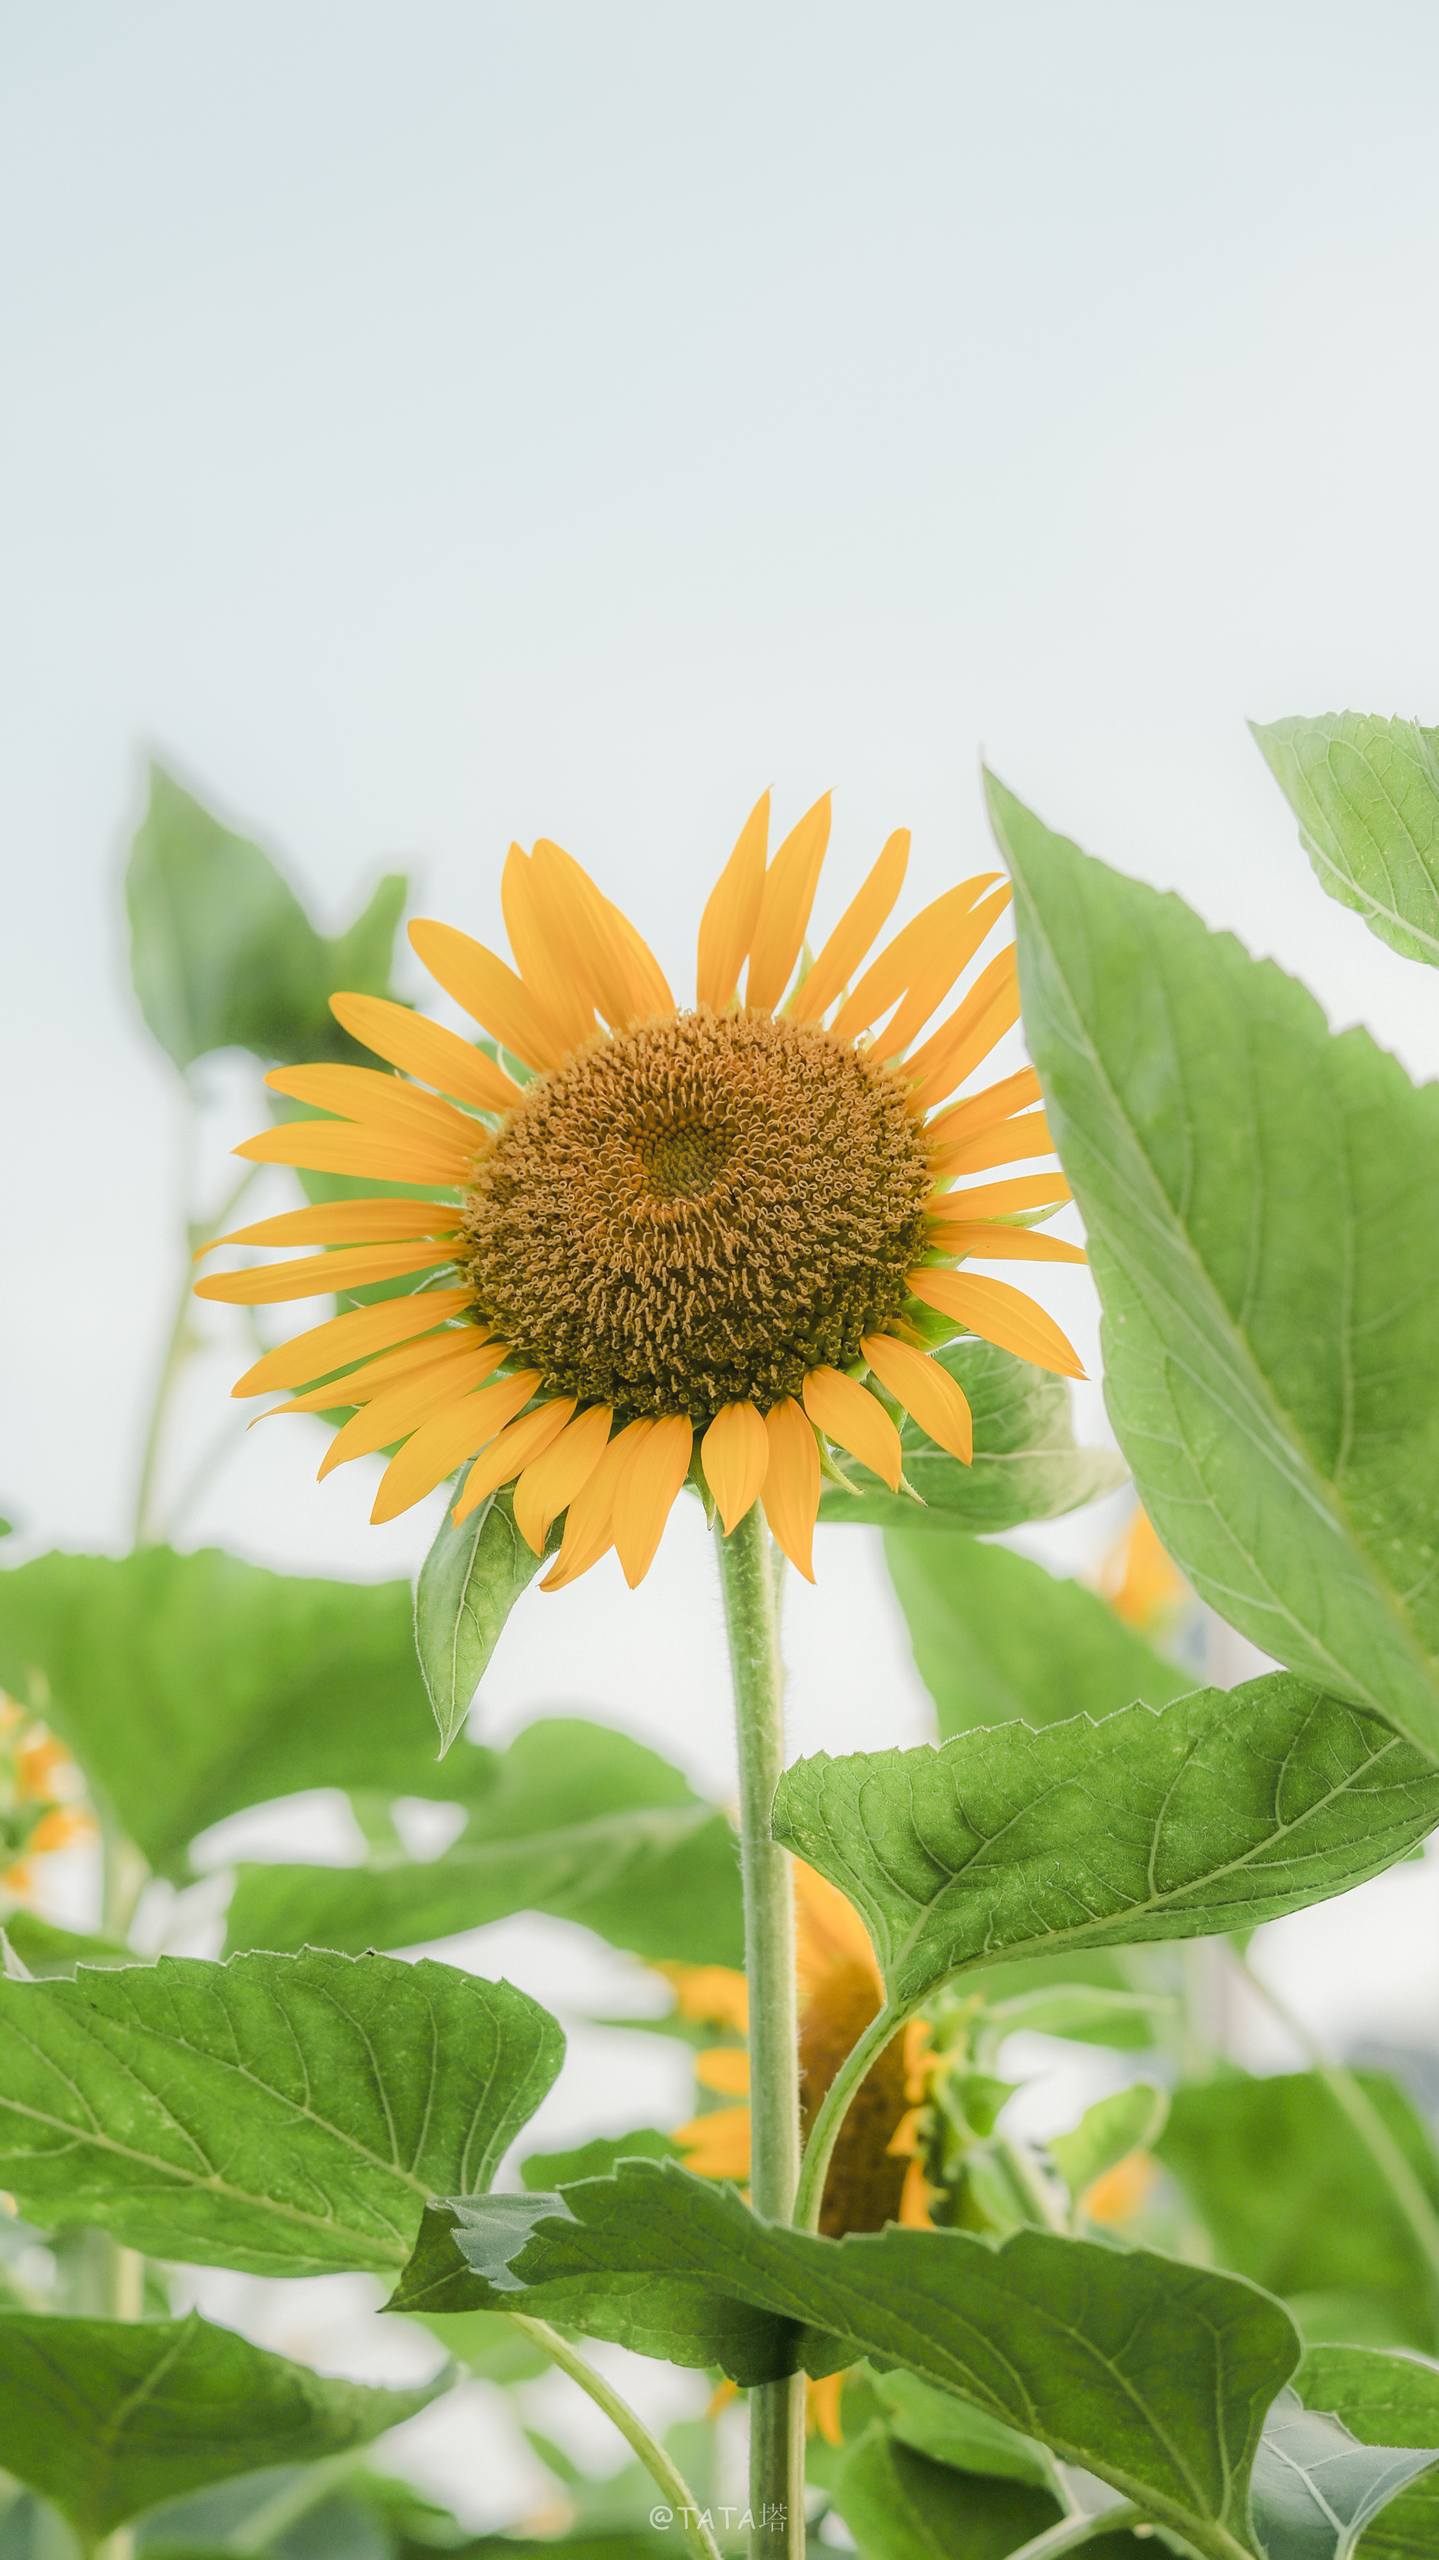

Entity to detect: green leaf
[1253,714,1439,969]
[885,1533,1188,1737]
[992,773,1439,1758]
[819,1340,1123,1532]
[0,1949,560,2276]
[0,2311,438,2539]
[1296,2345,1439,2560]
[1051,2081,1168,2204]
[773,1675,1439,2010]
[1250,2387,1439,2560]
[0,1549,491,1872]
[1161,2074,1439,2353]
[392,2159,1299,2560]
[869,2369,1056,2486]
[0,1915,132,1978]
[831,2426,1081,2560]
[225,1716,743,1968]
[519,2129,679,2189]
[124,764,406,1070]
[415,1491,544,1754]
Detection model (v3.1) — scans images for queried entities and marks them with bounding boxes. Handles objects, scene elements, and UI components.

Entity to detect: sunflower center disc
[462,1007,932,1419]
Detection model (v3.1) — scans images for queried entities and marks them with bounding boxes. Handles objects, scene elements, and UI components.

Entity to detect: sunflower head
[199,795,1083,1587]
[0,1700,90,1903]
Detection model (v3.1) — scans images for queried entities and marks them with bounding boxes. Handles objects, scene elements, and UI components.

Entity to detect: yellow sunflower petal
[513,1404,614,1554]
[317,1343,509,1477]
[801,1366,903,1491]
[196,1240,451,1306]
[905,946,1021,1115]
[807,2373,847,2448]
[869,883,1011,1063]
[409,917,566,1071]
[746,793,832,1014]
[371,1369,543,1524]
[905,1268,1085,1379]
[696,793,770,1011]
[264,1063,483,1152]
[270,1327,490,1415]
[541,1418,652,1592]
[612,1414,694,1588]
[234,1121,478,1187]
[701,1401,770,1534]
[661,1961,750,2033]
[862,1332,973,1464]
[760,1398,820,1582]
[926,1107,1053,1183]
[535,840,674,1025]
[451,1396,577,1525]
[233,1289,473,1399]
[898,2159,933,2228]
[789,827,910,1024]
[675,2105,752,2180]
[694,2047,752,2097]
[201,1198,465,1256]
[502,843,600,1050]
[329,991,523,1115]
[828,874,1002,1045]
[928,1171,1069,1222]
[924,1068,1043,1163]
[931,1222,1086,1264]
[793,1860,881,1984]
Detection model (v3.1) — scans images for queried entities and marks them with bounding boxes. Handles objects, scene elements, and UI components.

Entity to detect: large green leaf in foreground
[225,1716,742,1967]
[0,1950,560,2276]
[1248,2389,1439,2560]
[0,2312,437,2539]
[392,2160,1298,2560]
[0,1547,487,1871]
[773,1675,1439,2009]
[992,775,1439,1757]
[819,1339,1122,1531]
[1254,712,1439,968]
[886,1531,1188,1736]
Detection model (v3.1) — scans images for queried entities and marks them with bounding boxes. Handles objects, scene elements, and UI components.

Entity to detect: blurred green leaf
[225,1715,742,1968]
[1161,2073,1439,2352]
[520,2128,679,2189]
[1051,2082,1168,2204]
[0,2312,438,2539]
[1297,2344,1439,2559]
[0,1950,560,2276]
[819,1340,1123,1532]
[0,1915,132,1978]
[993,773,1439,1759]
[1253,713,1439,968]
[885,1533,1187,1737]
[394,2160,1299,2560]
[416,1490,544,1754]
[0,1548,493,1873]
[774,1676,1439,2010]
[125,765,406,1071]
[832,2426,1145,2560]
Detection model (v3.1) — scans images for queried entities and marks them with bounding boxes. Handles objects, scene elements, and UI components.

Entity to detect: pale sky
[6,0,1439,2521]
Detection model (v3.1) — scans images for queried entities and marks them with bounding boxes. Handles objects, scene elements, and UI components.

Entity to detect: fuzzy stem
[510,2316,725,2560]
[714,1507,804,2560]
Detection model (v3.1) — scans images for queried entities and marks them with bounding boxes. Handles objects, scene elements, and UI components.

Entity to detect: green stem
[509,2316,725,2560]
[793,2003,903,2234]
[131,1151,259,1547]
[1234,1948,1439,2301]
[1003,2503,1144,2560]
[991,2134,1070,2235]
[714,1507,804,2560]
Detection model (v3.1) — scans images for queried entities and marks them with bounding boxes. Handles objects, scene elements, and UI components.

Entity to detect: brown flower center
[461,1008,931,1420]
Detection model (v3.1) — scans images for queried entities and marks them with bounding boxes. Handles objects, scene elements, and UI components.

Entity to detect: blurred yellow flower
[0,1700,91,1904]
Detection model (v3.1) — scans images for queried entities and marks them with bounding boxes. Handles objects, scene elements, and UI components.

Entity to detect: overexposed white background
[5,0,1439,2530]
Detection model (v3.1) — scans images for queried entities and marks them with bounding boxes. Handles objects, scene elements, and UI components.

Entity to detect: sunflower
[198,796,1082,1585]
[0,1701,91,1903]
[666,1863,935,2446]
